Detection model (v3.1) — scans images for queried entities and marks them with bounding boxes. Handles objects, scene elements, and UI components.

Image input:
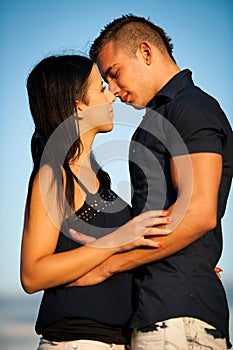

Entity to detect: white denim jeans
[131,317,228,350]
[37,338,128,350]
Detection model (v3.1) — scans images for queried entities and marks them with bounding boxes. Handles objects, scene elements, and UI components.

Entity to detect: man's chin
[128,102,145,110]
[118,96,145,109]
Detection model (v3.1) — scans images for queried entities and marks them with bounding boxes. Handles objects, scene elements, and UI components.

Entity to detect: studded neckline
[60,184,118,225]
[74,186,117,222]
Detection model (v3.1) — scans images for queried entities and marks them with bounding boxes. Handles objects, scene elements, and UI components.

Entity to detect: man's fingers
[214,267,223,279]
[69,229,96,244]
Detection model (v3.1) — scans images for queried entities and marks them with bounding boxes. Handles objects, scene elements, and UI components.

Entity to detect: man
[75,15,233,349]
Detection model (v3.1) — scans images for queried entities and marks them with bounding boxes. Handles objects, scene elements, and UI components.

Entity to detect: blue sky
[0,0,232,302]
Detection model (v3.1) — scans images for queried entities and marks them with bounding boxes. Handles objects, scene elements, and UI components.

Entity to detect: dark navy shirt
[129,69,233,347]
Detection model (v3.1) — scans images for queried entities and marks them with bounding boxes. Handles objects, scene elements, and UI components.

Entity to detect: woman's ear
[75,100,83,112]
[75,100,88,120]
[76,99,90,110]
[75,100,84,120]
[137,42,152,65]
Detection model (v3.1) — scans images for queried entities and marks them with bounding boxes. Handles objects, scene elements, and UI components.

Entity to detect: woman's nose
[106,88,116,103]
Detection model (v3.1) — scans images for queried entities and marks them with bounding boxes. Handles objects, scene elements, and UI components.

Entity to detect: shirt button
[72,345,78,349]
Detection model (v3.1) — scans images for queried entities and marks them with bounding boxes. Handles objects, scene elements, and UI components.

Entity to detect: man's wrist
[102,254,118,277]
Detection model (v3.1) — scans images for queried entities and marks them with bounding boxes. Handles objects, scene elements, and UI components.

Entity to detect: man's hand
[66,263,110,287]
[214,267,223,279]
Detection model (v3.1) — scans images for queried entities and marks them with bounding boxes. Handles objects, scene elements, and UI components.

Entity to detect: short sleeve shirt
[129,69,233,347]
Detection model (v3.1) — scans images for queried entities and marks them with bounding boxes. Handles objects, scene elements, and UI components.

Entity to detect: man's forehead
[97,42,116,64]
[96,42,118,77]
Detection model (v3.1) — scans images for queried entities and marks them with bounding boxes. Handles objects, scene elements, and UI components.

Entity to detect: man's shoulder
[174,83,217,108]
[168,83,225,125]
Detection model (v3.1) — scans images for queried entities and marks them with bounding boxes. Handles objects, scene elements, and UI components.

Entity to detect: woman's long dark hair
[26,54,110,217]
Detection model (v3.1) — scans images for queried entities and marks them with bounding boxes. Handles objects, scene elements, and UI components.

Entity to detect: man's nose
[109,79,120,96]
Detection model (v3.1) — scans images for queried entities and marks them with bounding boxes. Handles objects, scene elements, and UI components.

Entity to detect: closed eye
[110,70,118,80]
[100,82,107,92]
[106,68,119,83]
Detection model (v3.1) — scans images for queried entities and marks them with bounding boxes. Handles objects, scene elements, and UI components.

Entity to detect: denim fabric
[131,317,227,350]
[37,338,129,350]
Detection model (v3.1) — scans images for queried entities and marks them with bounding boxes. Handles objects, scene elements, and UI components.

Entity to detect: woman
[20,55,170,350]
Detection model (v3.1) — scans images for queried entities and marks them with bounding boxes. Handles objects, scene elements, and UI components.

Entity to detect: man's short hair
[89,14,175,62]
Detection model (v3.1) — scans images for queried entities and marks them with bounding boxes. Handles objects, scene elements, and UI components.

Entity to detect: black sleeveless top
[35,173,132,343]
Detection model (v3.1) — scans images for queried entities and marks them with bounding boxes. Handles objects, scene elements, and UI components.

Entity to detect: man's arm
[70,152,222,286]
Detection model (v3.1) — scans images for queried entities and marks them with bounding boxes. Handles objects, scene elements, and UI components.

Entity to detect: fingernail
[166,229,172,234]
[157,242,163,247]
[167,217,173,222]
[162,210,168,215]
[215,267,223,272]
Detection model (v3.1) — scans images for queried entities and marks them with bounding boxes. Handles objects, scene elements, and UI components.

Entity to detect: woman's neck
[70,131,95,170]
[69,129,101,194]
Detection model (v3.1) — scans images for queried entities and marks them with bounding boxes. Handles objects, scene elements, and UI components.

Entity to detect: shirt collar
[146,69,193,109]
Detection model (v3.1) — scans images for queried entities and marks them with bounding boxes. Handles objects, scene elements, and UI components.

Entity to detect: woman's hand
[69,210,172,251]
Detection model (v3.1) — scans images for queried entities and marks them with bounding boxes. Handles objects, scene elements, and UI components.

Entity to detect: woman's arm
[69,152,222,286]
[20,166,168,294]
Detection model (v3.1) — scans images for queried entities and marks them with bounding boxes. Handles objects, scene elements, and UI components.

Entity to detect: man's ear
[137,42,153,65]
